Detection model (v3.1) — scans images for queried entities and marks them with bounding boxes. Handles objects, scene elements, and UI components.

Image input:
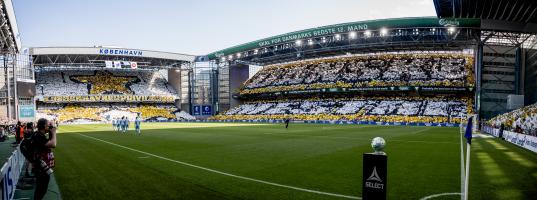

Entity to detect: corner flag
[463,116,473,200]
[464,117,473,144]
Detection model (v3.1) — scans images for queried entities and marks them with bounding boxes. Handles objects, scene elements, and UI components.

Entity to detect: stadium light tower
[295,40,303,46]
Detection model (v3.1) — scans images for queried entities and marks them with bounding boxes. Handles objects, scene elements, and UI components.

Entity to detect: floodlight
[295,40,302,46]
[380,28,388,36]
[448,27,456,34]
[335,34,341,40]
[364,30,371,37]
[349,31,357,39]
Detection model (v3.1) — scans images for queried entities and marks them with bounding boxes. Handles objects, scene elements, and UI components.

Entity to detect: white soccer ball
[371,137,386,152]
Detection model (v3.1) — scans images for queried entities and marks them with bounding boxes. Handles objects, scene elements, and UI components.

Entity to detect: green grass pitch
[53,123,537,200]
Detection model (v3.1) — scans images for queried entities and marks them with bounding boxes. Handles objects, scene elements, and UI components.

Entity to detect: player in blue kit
[135,113,141,135]
[125,116,130,131]
[111,118,115,131]
[121,116,127,133]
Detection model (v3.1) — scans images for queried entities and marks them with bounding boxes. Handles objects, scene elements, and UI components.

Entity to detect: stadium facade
[0,0,32,124]
[31,47,196,123]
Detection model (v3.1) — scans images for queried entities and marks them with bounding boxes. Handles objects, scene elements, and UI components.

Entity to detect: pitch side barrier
[482,126,537,153]
[0,147,25,200]
[174,119,460,127]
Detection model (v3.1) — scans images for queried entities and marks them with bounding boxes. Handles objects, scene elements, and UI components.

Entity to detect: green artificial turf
[51,123,537,200]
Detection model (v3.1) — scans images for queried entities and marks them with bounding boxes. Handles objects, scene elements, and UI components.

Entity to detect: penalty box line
[78,134,362,200]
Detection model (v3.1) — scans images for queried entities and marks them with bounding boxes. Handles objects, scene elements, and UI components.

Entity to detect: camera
[37,159,53,175]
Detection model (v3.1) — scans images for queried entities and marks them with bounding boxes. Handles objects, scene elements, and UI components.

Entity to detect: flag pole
[464,140,471,200]
[460,123,465,200]
[463,116,473,200]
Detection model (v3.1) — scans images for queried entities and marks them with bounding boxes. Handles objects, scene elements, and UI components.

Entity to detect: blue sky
[13,0,436,55]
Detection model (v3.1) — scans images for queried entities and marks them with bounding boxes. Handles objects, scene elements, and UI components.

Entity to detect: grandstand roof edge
[30,46,196,62]
[205,17,481,60]
[2,0,21,52]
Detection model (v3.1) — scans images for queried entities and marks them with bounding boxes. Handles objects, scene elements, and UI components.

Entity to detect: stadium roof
[434,0,537,23]
[0,0,21,53]
[31,47,196,69]
[30,47,196,62]
[206,17,481,62]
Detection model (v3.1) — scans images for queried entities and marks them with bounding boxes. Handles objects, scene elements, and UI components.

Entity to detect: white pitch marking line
[79,134,361,200]
[419,192,461,200]
[138,156,150,159]
[412,127,432,134]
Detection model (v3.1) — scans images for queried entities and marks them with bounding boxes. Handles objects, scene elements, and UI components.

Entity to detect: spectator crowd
[212,96,473,124]
[37,103,194,124]
[487,103,537,136]
[241,52,474,95]
[36,70,177,96]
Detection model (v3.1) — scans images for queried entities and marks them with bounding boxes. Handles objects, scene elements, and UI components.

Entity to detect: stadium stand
[215,51,475,124]
[35,69,194,123]
[36,103,195,123]
[36,70,177,96]
[241,52,474,95]
[212,96,473,124]
[487,103,537,136]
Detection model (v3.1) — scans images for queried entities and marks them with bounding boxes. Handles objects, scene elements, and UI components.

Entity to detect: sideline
[78,134,362,199]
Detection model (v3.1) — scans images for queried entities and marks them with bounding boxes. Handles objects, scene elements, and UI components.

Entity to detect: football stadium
[0,0,536,199]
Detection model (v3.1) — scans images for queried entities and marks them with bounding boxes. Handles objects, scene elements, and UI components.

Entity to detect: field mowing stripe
[419,192,461,200]
[78,133,362,200]
[260,132,457,144]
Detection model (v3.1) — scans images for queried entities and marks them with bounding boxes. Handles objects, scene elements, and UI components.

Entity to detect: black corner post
[362,153,387,200]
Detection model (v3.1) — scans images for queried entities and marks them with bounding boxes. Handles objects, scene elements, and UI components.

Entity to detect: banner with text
[43,95,176,103]
[1,148,25,200]
[503,131,537,153]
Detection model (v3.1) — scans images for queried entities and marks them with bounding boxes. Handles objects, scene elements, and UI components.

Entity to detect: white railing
[0,147,26,200]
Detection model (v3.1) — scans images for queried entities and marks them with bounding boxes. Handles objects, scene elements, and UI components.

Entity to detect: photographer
[33,118,56,200]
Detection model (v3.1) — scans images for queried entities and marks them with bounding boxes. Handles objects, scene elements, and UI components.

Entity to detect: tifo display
[241,52,474,95]
[36,70,176,96]
[37,104,194,123]
[212,96,472,123]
